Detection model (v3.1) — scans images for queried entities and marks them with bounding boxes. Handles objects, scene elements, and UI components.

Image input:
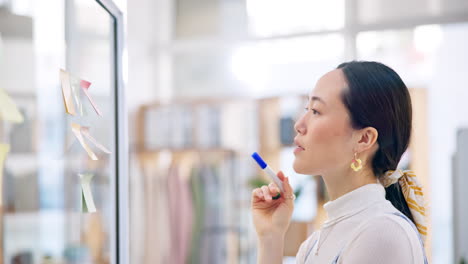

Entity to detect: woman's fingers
[252,176,289,203]
[268,183,280,195]
[278,171,295,205]
[277,171,292,195]
[261,185,272,201]
[252,188,264,200]
[252,185,278,202]
[277,171,286,181]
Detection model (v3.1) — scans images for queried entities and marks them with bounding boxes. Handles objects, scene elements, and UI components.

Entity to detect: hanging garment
[167,163,194,264]
[142,153,172,264]
[189,166,205,264]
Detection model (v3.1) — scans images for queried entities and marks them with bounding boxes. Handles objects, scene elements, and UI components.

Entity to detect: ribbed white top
[296,183,426,263]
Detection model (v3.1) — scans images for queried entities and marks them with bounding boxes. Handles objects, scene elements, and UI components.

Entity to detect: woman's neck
[322,167,378,201]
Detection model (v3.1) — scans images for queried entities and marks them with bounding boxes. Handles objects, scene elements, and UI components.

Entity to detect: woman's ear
[355,127,378,153]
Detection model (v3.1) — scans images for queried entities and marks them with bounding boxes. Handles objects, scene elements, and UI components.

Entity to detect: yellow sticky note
[60,69,77,115]
[0,143,10,206]
[71,123,98,160]
[70,74,83,116]
[0,88,24,123]
[79,173,97,213]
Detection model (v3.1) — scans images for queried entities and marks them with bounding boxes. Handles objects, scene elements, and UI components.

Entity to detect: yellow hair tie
[381,169,428,243]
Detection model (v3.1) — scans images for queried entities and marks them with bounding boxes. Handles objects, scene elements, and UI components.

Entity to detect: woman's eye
[305,107,319,115]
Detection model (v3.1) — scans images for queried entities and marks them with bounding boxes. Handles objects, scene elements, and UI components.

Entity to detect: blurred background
[1,0,468,263]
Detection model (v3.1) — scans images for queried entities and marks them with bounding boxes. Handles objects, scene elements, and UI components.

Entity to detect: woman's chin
[292,160,307,174]
[293,159,318,175]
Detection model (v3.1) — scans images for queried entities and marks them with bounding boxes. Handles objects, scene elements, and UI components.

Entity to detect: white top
[296,183,427,263]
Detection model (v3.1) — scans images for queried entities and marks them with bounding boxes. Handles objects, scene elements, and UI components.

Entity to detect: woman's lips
[294,146,304,154]
[293,139,305,154]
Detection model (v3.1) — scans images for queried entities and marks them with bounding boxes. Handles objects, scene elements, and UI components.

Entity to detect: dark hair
[337,61,415,223]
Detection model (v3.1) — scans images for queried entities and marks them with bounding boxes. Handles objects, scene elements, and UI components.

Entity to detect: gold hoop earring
[350,152,362,172]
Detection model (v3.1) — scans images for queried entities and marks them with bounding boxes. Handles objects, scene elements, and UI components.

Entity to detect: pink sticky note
[80,80,102,116]
[80,80,90,89]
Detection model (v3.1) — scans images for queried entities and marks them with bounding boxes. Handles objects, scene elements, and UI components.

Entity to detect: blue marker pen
[251,152,284,199]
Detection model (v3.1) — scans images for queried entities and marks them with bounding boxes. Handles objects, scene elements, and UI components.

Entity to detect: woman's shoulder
[360,200,422,241]
[356,212,421,243]
[340,212,426,263]
[295,230,319,263]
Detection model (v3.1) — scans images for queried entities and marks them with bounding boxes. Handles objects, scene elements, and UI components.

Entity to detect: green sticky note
[79,173,96,213]
[81,191,88,212]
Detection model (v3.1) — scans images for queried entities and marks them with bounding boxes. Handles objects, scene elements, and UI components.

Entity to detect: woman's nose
[294,116,306,135]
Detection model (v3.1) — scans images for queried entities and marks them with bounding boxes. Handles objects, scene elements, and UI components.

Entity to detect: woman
[251,61,428,263]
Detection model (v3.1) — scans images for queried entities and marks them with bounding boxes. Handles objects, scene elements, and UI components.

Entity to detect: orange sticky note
[80,126,111,154]
[71,123,98,160]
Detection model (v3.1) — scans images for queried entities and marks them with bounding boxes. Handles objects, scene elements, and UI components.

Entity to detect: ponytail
[384,182,415,222]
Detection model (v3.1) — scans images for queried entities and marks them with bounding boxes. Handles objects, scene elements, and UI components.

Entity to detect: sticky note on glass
[0,143,10,206]
[71,123,98,160]
[0,88,24,123]
[60,69,102,117]
[69,74,84,116]
[80,79,102,116]
[71,123,111,160]
[79,173,97,213]
[60,69,77,115]
[80,126,111,154]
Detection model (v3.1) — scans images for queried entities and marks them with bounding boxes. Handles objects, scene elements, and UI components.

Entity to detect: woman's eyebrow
[309,96,326,105]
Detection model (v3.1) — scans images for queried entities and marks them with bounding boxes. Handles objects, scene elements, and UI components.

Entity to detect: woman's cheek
[308,118,342,142]
[307,119,350,158]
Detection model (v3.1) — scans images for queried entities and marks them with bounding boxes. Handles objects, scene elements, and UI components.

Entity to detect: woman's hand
[251,171,295,239]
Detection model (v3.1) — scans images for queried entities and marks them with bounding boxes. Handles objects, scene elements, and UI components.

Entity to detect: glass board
[0,0,126,263]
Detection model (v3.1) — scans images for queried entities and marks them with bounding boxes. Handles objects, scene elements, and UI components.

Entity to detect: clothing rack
[135,98,261,264]
[136,147,254,264]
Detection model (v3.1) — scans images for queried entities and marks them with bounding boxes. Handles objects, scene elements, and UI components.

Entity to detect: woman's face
[293,69,356,175]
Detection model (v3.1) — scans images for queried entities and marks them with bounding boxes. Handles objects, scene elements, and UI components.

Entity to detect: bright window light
[246,0,344,37]
[414,24,442,54]
[231,34,344,94]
